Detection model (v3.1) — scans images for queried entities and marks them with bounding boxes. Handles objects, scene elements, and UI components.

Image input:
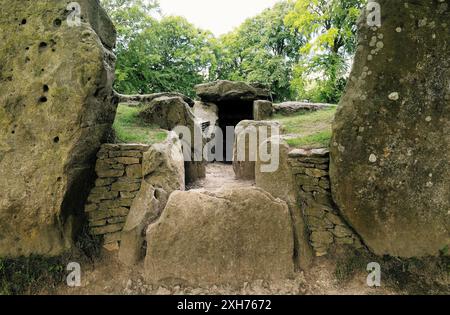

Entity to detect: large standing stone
[139,96,194,130]
[119,134,185,266]
[140,96,206,183]
[233,120,280,180]
[194,80,269,102]
[256,139,313,269]
[0,0,117,257]
[145,186,295,286]
[253,100,273,121]
[330,0,450,258]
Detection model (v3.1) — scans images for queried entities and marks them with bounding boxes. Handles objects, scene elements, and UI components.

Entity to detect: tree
[216,1,305,101]
[285,0,366,103]
[101,0,216,97]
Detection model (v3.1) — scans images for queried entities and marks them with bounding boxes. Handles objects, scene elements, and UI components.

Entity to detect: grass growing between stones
[0,256,66,295]
[272,107,337,149]
[113,104,168,145]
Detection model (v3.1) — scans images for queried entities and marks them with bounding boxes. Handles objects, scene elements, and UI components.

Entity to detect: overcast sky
[158,0,280,36]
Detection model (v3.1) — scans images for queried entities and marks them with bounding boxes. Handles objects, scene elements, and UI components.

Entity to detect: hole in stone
[94,87,102,97]
[43,85,49,92]
[53,19,62,27]
[57,177,62,182]
[38,42,48,52]
[39,96,47,103]
[53,136,60,143]
[11,130,15,134]
[21,19,27,25]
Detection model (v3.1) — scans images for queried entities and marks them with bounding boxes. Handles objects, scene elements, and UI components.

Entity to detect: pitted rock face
[330,0,450,257]
[0,0,117,256]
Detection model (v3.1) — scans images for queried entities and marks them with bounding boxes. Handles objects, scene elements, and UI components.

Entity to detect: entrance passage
[216,100,254,162]
[187,163,255,191]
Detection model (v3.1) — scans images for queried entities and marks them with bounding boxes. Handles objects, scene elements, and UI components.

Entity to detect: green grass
[0,256,66,295]
[271,107,337,149]
[113,104,168,145]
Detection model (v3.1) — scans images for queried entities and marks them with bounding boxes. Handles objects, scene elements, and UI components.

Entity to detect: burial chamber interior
[215,99,254,162]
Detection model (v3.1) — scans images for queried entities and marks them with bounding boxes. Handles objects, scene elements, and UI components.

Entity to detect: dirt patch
[49,250,400,295]
[187,163,255,191]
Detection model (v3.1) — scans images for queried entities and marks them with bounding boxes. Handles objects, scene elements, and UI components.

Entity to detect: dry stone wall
[85,144,150,247]
[288,148,363,257]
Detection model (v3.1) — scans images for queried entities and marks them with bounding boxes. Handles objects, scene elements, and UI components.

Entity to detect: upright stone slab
[255,140,313,269]
[330,0,449,258]
[119,134,185,266]
[145,186,294,286]
[253,100,273,120]
[0,0,117,257]
[233,120,280,180]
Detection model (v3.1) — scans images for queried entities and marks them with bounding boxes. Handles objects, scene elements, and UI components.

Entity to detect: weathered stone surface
[233,120,280,180]
[111,180,141,192]
[255,140,313,270]
[192,101,218,126]
[118,183,167,266]
[139,96,194,130]
[330,0,450,258]
[253,100,273,121]
[96,168,124,178]
[117,92,194,107]
[145,186,294,286]
[310,231,334,246]
[0,0,117,257]
[195,80,269,102]
[119,135,185,266]
[125,164,142,179]
[90,223,124,236]
[141,134,186,191]
[140,96,205,183]
[273,102,336,115]
[88,207,129,222]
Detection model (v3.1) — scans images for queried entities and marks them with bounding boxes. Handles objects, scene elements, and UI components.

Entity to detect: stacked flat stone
[85,144,150,246]
[288,148,362,257]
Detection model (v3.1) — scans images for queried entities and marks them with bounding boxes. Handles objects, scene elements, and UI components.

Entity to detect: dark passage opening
[216,99,254,162]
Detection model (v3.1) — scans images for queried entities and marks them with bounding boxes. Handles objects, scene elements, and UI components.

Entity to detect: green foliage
[272,107,336,148]
[113,104,168,144]
[0,256,66,295]
[216,1,305,101]
[101,0,364,103]
[286,0,366,103]
[102,0,216,97]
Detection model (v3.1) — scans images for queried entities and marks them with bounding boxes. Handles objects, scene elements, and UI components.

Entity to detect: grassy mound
[272,107,336,149]
[113,104,168,145]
